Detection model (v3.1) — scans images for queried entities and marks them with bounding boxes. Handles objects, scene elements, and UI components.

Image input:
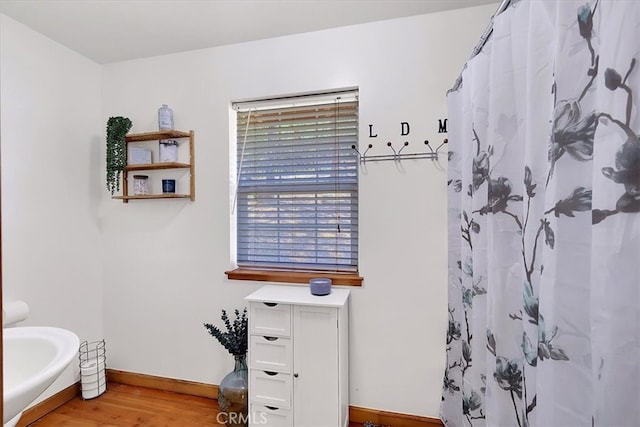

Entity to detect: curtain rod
[449,0,512,93]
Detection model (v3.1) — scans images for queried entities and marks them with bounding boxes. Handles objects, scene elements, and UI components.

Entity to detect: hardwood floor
[29,383,223,426]
[28,383,365,427]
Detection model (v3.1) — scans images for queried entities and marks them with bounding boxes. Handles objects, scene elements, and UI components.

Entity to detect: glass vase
[218,354,248,427]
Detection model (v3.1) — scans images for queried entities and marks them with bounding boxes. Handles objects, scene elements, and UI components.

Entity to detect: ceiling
[0,0,498,64]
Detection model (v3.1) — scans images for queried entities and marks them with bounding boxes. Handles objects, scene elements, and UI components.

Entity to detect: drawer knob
[293,373,299,378]
[263,302,278,307]
[263,336,278,341]
[264,371,278,376]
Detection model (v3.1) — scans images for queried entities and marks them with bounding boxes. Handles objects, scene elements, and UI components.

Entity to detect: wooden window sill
[225,268,363,287]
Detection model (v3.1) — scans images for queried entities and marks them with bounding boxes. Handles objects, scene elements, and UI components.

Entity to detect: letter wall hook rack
[351,139,448,163]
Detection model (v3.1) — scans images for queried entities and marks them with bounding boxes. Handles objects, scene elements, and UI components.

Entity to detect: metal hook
[387,142,399,160]
[424,139,436,154]
[352,144,373,163]
[397,141,409,155]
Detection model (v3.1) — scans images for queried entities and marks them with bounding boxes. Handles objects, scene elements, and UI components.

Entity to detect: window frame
[226,89,362,287]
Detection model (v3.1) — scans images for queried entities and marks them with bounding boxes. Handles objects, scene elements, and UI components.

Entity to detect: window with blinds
[233,90,359,273]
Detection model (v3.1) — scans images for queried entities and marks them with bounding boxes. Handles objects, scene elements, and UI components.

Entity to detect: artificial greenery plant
[106,116,133,195]
[203,307,248,357]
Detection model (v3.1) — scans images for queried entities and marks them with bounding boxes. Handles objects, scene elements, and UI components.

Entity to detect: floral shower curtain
[441,1,639,426]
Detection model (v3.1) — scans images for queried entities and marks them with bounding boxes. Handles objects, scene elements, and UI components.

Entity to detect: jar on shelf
[158,104,174,130]
[133,175,149,195]
[159,140,178,163]
[162,179,176,194]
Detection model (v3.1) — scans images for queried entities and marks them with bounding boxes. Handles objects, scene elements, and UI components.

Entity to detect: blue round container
[309,278,332,296]
[162,179,176,194]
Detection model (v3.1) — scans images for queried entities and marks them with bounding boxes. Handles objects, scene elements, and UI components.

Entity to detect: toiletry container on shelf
[158,104,176,164]
[158,104,174,130]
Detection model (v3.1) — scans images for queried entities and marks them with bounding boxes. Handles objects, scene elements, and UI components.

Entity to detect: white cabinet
[245,285,350,427]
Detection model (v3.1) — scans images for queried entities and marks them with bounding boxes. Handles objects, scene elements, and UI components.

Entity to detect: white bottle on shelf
[158,104,174,130]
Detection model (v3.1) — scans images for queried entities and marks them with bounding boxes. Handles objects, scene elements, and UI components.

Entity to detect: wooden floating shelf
[125,130,191,142]
[126,162,190,171]
[114,129,195,203]
[113,194,192,201]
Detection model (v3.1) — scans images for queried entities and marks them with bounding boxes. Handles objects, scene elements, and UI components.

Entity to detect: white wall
[100,4,495,418]
[0,14,104,403]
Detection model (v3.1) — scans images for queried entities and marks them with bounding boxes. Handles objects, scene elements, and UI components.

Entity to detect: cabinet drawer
[250,370,291,408]
[250,302,291,337]
[250,404,293,427]
[250,335,292,373]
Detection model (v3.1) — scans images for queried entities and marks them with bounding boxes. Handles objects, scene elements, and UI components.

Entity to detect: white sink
[3,326,79,426]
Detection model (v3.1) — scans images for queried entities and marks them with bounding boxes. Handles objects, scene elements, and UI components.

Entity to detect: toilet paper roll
[82,381,106,399]
[80,356,106,369]
[80,359,106,374]
[81,371,106,386]
[2,301,29,327]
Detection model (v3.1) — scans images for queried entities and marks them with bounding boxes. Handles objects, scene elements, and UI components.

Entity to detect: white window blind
[234,90,359,272]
